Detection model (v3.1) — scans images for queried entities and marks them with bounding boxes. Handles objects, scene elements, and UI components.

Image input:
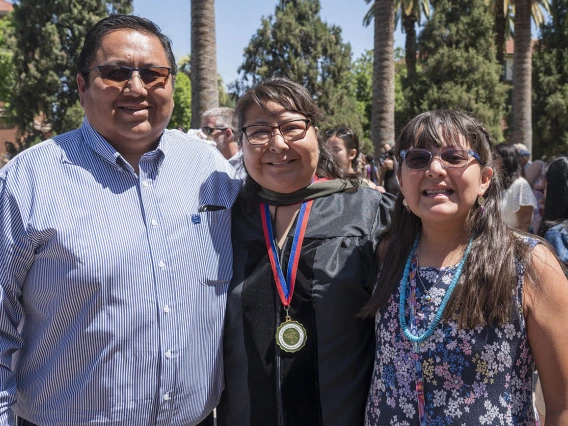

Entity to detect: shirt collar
[80,118,167,171]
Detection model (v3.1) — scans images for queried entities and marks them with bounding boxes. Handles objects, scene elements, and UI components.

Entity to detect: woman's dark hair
[494,143,523,189]
[324,127,360,169]
[362,109,536,328]
[539,156,568,236]
[235,78,359,196]
[77,15,178,84]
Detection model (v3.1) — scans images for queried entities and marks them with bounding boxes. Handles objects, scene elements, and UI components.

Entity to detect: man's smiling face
[77,29,174,155]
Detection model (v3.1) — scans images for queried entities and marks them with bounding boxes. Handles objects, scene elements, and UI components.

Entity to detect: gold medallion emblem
[275,320,307,353]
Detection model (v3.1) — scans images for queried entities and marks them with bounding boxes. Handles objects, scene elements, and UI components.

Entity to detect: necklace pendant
[425,295,432,302]
[276,319,307,353]
[413,342,420,353]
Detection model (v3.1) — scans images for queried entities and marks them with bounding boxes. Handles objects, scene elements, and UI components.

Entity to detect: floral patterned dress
[365,240,539,426]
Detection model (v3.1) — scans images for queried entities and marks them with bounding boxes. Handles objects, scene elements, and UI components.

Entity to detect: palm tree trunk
[494,0,506,78]
[403,12,418,85]
[509,0,532,151]
[190,0,219,129]
[372,0,396,159]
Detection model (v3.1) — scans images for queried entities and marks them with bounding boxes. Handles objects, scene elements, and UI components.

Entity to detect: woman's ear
[348,149,357,162]
[478,166,494,196]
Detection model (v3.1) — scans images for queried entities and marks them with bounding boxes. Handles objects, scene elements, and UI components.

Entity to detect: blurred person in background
[539,155,568,266]
[494,143,537,232]
[324,126,359,174]
[202,107,245,177]
[378,147,400,196]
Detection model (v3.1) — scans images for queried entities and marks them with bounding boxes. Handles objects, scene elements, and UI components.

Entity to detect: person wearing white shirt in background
[494,143,537,232]
[202,107,246,177]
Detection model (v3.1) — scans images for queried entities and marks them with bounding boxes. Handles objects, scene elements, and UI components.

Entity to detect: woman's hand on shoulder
[525,244,568,424]
[362,178,386,193]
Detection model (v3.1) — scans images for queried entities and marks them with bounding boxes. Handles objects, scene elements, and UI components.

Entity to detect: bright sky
[132,0,405,89]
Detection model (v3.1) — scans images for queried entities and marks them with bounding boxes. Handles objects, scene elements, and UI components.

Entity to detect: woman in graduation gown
[216,78,394,426]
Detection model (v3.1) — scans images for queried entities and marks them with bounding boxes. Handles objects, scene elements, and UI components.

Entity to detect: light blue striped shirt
[0,120,241,426]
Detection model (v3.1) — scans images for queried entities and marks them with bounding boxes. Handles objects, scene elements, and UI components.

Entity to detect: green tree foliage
[532,0,568,158]
[0,14,15,111]
[172,54,234,131]
[350,48,409,153]
[232,0,363,142]
[171,72,192,131]
[170,55,192,130]
[408,0,507,141]
[10,0,133,151]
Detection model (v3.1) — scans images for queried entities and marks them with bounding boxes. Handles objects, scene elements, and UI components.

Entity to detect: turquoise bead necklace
[399,233,474,347]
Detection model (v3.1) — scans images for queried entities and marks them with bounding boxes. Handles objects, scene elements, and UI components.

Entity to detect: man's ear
[227,128,237,142]
[77,74,86,108]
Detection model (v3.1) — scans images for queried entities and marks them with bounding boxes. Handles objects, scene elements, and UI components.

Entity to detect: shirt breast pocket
[186,209,233,285]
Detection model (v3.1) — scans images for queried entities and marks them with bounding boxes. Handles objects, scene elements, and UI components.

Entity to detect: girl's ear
[348,149,357,162]
[478,166,494,196]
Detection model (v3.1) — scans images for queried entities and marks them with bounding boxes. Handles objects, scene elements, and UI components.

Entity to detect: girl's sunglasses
[400,148,485,170]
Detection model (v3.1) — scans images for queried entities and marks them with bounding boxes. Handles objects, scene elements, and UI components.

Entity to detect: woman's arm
[525,159,545,186]
[525,244,568,426]
[515,205,534,232]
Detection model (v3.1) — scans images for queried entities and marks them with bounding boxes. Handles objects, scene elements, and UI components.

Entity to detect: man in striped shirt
[0,15,241,426]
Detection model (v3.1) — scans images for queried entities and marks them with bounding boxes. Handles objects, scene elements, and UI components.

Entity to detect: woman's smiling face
[398,133,493,229]
[241,100,319,193]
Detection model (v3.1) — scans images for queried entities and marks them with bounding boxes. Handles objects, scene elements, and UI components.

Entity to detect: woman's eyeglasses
[85,65,171,88]
[242,119,311,145]
[400,148,485,170]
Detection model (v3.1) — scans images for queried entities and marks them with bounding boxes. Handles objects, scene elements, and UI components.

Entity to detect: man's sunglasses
[85,65,171,88]
[201,126,228,136]
[400,148,485,170]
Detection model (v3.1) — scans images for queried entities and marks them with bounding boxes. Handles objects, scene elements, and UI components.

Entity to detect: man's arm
[0,173,34,426]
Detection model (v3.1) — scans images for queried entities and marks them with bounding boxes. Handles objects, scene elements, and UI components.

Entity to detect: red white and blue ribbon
[260,200,313,307]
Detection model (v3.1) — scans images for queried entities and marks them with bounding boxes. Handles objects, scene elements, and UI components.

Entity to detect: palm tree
[509,0,533,149]
[190,0,219,129]
[368,0,396,156]
[364,0,430,84]
[485,0,550,75]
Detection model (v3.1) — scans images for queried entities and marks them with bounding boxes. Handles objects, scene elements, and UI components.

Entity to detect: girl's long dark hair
[495,143,524,190]
[234,78,359,199]
[362,110,536,328]
[539,155,568,236]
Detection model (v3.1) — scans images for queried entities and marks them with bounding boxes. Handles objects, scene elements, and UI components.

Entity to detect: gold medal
[276,318,307,353]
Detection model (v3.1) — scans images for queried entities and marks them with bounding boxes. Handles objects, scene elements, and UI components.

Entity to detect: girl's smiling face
[398,133,493,230]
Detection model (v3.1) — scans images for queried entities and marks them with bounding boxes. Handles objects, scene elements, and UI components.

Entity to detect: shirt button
[165,350,172,359]
[142,180,149,187]
[163,392,170,401]
[158,261,166,269]
[164,305,170,314]
[151,219,158,227]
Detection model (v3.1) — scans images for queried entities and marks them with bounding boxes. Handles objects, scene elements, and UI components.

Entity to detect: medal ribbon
[260,200,313,307]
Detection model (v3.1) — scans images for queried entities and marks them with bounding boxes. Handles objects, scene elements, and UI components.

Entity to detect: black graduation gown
[217,186,394,426]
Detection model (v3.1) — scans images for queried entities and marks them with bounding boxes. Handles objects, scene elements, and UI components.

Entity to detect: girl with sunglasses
[363,110,568,425]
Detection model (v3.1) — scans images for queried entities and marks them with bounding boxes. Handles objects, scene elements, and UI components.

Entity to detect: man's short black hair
[77,15,178,83]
